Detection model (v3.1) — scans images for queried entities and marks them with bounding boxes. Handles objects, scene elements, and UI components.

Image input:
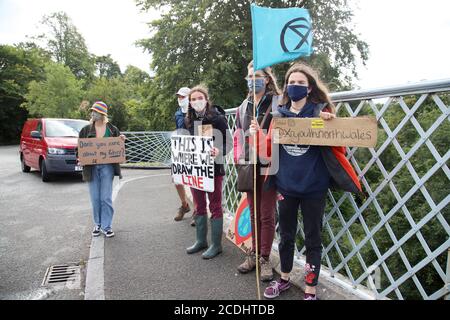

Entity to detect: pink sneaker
[304,293,318,300]
[263,279,291,299]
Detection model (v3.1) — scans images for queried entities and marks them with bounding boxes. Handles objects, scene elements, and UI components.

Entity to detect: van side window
[36,121,42,134]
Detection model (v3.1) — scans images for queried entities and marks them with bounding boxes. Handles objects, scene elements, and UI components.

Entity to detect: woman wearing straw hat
[79,101,126,238]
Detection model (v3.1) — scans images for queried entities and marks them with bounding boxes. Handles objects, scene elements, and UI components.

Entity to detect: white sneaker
[92,225,101,237]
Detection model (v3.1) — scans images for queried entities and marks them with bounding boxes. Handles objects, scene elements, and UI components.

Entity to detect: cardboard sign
[198,124,213,137]
[226,195,253,254]
[78,137,126,165]
[171,135,215,192]
[273,117,377,148]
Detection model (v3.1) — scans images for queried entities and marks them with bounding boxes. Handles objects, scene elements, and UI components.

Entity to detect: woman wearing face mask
[184,85,232,259]
[234,61,281,282]
[79,101,126,238]
[250,63,362,300]
[173,87,193,223]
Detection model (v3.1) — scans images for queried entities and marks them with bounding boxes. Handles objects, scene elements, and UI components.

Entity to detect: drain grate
[41,264,81,287]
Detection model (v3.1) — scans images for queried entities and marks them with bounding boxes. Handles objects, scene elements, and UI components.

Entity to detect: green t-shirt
[104,126,111,138]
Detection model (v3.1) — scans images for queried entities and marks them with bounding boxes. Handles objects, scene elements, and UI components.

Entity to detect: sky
[1,0,449,90]
[0,0,158,73]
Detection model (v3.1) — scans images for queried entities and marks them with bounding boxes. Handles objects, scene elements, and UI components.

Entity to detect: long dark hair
[281,63,335,113]
[184,85,214,129]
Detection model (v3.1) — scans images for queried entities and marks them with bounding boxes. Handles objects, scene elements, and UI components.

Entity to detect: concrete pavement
[102,174,304,300]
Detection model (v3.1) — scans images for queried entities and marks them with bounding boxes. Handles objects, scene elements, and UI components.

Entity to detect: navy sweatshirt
[275,102,331,199]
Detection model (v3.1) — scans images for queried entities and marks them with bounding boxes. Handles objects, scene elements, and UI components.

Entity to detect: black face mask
[287,85,308,102]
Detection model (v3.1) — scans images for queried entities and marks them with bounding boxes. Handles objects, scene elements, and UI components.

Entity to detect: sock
[280,277,290,283]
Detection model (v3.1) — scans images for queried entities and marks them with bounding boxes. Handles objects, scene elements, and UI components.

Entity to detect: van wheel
[21,154,31,173]
[40,158,50,182]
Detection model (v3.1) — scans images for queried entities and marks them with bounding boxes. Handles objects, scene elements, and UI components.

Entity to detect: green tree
[123,65,151,98]
[86,77,130,130]
[125,98,151,131]
[95,54,122,79]
[22,62,84,118]
[122,65,153,130]
[34,11,95,82]
[135,0,369,129]
[82,65,152,131]
[0,44,49,144]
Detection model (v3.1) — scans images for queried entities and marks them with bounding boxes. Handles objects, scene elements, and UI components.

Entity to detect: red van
[20,118,90,182]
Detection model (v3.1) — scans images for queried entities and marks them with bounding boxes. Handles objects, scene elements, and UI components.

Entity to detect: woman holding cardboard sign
[233,61,281,282]
[249,63,362,300]
[184,86,232,259]
[79,101,126,238]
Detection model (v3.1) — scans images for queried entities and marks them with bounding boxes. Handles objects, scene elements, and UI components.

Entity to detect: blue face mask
[247,78,266,94]
[287,85,309,102]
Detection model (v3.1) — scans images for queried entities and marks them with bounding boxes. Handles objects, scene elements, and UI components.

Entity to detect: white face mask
[178,97,189,113]
[191,100,207,113]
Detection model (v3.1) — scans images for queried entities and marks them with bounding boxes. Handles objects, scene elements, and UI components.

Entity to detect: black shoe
[103,229,115,238]
[92,226,101,237]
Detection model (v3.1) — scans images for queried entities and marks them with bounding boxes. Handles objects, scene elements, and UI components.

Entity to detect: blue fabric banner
[251,4,313,70]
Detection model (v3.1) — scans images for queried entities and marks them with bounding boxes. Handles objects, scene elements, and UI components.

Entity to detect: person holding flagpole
[250,63,362,300]
[234,61,281,282]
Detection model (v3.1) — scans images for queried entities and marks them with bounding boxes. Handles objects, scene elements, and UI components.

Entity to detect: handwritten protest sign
[273,117,377,148]
[78,137,125,165]
[171,135,215,192]
[226,195,252,254]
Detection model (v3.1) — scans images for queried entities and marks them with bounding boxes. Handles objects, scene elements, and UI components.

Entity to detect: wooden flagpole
[253,70,261,300]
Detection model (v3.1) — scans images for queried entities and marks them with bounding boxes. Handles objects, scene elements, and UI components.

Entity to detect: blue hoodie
[174,108,186,130]
[275,102,331,199]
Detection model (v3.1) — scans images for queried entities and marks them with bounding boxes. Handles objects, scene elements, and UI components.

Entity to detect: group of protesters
[81,60,362,301]
[169,61,362,300]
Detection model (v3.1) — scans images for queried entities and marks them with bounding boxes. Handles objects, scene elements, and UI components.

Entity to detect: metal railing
[122,78,450,300]
[121,131,172,168]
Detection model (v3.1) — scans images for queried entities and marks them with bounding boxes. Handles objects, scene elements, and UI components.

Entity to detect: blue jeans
[88,164,114,231]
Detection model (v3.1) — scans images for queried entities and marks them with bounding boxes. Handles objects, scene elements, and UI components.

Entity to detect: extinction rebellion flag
[251,4,314,70]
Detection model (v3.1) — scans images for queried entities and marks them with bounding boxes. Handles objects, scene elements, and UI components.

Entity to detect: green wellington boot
[202,218,223,259]
[186,215,208,254]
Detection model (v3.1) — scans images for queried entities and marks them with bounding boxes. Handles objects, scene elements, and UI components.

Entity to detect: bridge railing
[121,131,172,169]
[123,78,450,300]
